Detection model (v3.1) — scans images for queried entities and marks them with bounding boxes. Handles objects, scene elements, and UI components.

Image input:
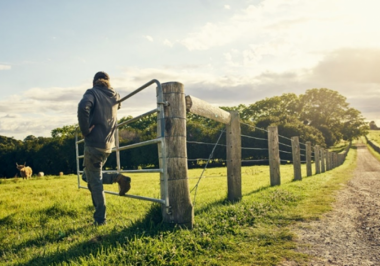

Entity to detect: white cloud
[163,39,173,47]
[0,65,11,70]
[179,0,380,73]
[224,5,230,10]
[145,35,154,42]
[3,45,380,140]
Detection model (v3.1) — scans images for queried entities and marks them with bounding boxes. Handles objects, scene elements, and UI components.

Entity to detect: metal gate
[75,79,169,212]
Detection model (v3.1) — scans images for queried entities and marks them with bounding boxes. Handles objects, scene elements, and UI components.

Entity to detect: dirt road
[290,142,380,265]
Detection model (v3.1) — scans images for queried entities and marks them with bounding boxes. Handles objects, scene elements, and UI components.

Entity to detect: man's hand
[89,125,95,133]
[85,125,95,136]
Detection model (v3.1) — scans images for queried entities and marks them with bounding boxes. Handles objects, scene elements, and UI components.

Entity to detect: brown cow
[16,162,33,179]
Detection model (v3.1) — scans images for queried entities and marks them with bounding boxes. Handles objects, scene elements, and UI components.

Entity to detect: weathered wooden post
[159,82,193,228]
[339,154,344,165]
[226,111,242,202]
[291,136,302,181]
[306,141,312,177]
[332,153,337,168]
[326,151,331,171]
[330,152,335,169]
[314,145,320,174]
[268,126,281,186]
[320,148,326,173]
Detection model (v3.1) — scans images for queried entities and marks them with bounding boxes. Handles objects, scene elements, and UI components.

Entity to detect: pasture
[0,148,356,265]
[367,130,380,145]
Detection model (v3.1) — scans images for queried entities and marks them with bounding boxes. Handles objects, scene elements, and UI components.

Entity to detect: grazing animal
[37,172,44,177]
[16,162,33,179]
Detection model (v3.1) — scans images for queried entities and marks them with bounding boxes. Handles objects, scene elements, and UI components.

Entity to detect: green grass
[328,140,350,153]
[0,148,356,265]
[367,130,380,146]
[364,131,380,161]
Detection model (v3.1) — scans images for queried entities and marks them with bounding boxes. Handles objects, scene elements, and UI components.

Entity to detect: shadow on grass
[19,204,175,266]
[193,184,273,216]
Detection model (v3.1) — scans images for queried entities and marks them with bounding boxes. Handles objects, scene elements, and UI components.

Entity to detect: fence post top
[162,81,184,86]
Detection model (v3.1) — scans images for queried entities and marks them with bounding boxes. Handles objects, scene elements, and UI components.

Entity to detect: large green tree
[300,88,367,145]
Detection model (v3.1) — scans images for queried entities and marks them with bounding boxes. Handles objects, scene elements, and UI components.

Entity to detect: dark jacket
[77,80,120,150]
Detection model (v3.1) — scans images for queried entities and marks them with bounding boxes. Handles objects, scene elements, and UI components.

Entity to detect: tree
[51,124,79,138]
[243,93,301,123]
[341,108,368,140]
[300,88,365,145]
[369,121,379,130]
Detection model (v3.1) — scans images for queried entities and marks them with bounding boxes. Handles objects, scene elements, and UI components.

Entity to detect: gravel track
[285,141,380,265]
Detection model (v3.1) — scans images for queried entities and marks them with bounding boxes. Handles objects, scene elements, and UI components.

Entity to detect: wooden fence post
[332,153,337,168]
[226,111,242,202]
[268,126,281,186]
[291,136,302,180]
[330,152,335,169]
[306,141,312,176]
[314,145,320,174]
[158,82,193,228]
[320,148,326,173]
[326,151,331,171]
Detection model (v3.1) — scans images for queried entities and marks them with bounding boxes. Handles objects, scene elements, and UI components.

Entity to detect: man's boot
[116,174,131,196]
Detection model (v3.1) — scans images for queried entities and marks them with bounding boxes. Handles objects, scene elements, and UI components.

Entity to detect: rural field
[365,130,380,161]
[366,130,380,145]
[1,147,356,265]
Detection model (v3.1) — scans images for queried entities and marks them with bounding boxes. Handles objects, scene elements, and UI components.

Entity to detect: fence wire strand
[190,129,225,207]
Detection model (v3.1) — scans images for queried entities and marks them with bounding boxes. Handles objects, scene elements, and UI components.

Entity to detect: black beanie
[93,71,109,82]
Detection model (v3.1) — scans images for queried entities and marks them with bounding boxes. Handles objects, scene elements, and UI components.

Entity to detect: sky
[1,0,380,140]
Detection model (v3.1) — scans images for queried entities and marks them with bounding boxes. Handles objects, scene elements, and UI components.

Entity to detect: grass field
[0,147,356,265]
[365,130,380,161]
[367,130,380,145]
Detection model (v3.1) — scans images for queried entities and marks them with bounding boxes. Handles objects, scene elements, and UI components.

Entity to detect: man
[78,71,131,226]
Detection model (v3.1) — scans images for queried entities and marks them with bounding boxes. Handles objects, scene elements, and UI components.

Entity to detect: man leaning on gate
[77,71,131,226]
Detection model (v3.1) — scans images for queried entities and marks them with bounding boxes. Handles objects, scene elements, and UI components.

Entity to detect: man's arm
[77,90,94,137]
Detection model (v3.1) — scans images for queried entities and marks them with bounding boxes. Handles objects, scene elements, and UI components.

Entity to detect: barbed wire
[279,150,292,155]
[278,134,292,141]
[241,134,267,141]
[242,147,268,151]
[187,141,227,147]
[239,122,268,133]
[279,142,292,148]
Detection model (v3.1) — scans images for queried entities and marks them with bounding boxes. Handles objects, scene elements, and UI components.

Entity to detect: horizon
[1,0,380,140]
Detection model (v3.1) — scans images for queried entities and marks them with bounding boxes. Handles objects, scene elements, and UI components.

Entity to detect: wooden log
[332,152,337,168]
[291,136,302,181]
[226,111,242,202]
[268,126,281,186]
[320,148,326,173]
[185,95,231,124]
[314,145,320,174]
[306,141,312,176]
[158,82,193,228]
[330,152,334,169]
[326,151,331,171]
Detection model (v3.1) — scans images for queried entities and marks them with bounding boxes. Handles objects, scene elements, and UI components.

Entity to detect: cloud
[1,114,20,119]
[224,5,230,10]
[179,0,380,76]
[0,65,11,70]
[312,48,380,84]
[3,45,380,141]
[163,39,173,47]
[145,35,154,42]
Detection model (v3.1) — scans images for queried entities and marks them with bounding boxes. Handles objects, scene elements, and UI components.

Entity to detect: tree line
[0,88,368,178]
